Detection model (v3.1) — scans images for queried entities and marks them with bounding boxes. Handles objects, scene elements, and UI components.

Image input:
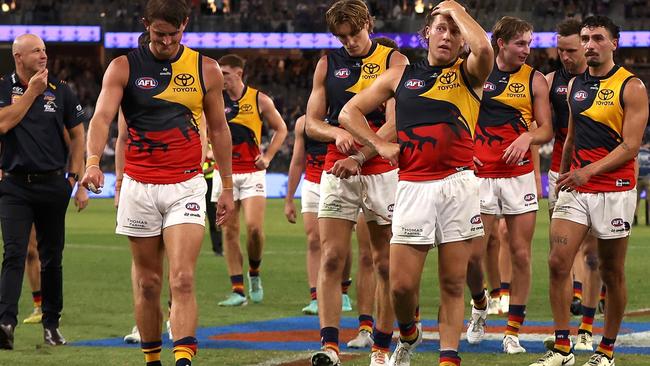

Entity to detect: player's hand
[114,188,121,208]
[254,154,271,170]
[432,0,465,16]
[473,156,484,167]
[74,185,89,212]
[328,157,360,179]
[334,129,357,155]
[81,166,104,194]
[284,199,297,224]
[375,141,400,166]
[216,189,235,226]
[27,69,48,96]
[503,132,533,165]
[556,166,593,193]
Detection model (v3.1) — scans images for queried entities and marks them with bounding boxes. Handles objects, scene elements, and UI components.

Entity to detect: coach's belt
[3,169,64,183]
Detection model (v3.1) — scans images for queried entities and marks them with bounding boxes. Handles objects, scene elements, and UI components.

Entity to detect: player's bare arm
[558,78,576,179]
[256,92,288,170]
[284,116,307,224]
[81,56,128,192]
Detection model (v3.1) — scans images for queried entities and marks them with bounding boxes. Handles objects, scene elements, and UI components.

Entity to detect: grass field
[2,198,650,365]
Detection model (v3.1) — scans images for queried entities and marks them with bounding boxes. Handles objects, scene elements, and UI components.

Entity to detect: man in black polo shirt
[0,33,86,349]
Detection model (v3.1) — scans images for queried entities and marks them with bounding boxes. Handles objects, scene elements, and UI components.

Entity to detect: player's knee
[358,251,373,270]
[321,248,346,275]
[307,237,321,252]
[511,246,531,269]
[137,274,162,301]
[373,258,390,282]
[599,264,624,286]
[548,253,572,279]
[391,278,416,299]
[439,275,465,298]
[247,225,264,242]
[169,270,195,296]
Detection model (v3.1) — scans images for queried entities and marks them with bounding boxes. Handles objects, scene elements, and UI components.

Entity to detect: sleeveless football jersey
[394,59,481,181]
[224,86,264,174]
[475,63,535,178]
[549,67,580,172]
[304,128,327,183]
[569,65,635,193]
[324,41,395,175]
[122,45,205,184]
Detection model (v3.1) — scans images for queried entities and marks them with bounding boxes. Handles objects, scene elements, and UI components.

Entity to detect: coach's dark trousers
[0,174,71,328]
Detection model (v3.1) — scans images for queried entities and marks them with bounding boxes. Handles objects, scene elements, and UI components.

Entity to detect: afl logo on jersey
[555,85,568,95]
[573,90,588,101]
[483,82,496,92]
[135,77,158,90]
[335,68,350,79]
[404,79,425,90]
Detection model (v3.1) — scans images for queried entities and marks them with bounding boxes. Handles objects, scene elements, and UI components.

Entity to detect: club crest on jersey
[135,77,158,90]
[573,90,588,101]
[335,68,350,79]
[404,79,425,90]
[555,85,568,95]
[483,82,496,92]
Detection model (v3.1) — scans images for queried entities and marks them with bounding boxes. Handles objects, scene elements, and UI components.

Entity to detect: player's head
[12,34,47,74]
[420,10,465,65]
[218,54,245,90]
[556,19,586,73]
[373,36,398,49]
[326,0,374,57]
[143,0,191,59]
[138,31,151,47]
[580,15,620,67]
[492,16,533,67]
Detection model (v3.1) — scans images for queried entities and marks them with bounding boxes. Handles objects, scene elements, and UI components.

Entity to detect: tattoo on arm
[550,235,568,246]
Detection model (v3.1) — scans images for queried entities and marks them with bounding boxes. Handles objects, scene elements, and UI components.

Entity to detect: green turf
[1,198,649,365]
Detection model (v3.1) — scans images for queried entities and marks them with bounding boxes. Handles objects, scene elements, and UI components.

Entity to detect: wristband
[86,155,100,168]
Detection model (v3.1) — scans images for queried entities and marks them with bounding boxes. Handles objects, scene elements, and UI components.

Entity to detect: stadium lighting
[414,0,425,14]
[1,3,10,12]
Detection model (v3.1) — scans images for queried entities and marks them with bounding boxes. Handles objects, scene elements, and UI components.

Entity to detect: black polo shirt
[0,72,85,173]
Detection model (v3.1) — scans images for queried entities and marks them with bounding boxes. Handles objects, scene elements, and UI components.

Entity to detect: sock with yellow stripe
[320,327,339,354]
[439,349,461,366]
[230,274,245,297]
[142,340,162,366]
[398,321,418,344]
[553,329,572,355]
[596,336,615,360]
[505,304,526,337]
[471,291,487,310]
[173,336,197,366]
[358,314,373,333]
[371,328,392,353]
[579,306,596,335]
[573,281,583,300]
[32,291,42,308]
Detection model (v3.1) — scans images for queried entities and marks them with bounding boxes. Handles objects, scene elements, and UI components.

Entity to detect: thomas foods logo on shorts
[126,218,148,229]
[322,202,342,213]
[399,226,423,238]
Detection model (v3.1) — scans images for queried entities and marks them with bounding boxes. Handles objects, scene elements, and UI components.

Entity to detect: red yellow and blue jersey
[394,58,481,181]
[474,63,535,178]
[304,128,327,183]
[224,85,264,174]
[549,67,579,172]
[324,41,396,175]
[121,45,205,184]
[569,65,635,193]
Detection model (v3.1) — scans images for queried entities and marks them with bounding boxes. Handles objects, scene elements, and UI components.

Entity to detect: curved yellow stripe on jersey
[579,67,633,134]
[418,59,481,137]
[345,44,393,95]
[154,47,204,127]
[229,86,263,145]
[491,63,534,128]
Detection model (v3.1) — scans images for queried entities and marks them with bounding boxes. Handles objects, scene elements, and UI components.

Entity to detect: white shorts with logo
[479,171,539,215]
[318,169,397,225]
[116,174,207,237]
[552,189,636,239]
[391,171,484,246]
[301,180,320,214]
[548,170,559,211]
[210,170,266,202]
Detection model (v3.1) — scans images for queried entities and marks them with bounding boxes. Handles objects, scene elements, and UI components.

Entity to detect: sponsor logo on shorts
[387,204,394,213]
[322,202,342,213]
[126,218,148,229]
[524,193,536,202]
[135,77,158,90]
[483,82,496,92]
[615,179,631,187]
[611,218,624,227]
[256,183,264,192]
[470,215,482,224]
[335,68,350,79]
[610,218,631,233]
[573,90,588,101]
[185,202,200,211]
[404,79,425,90]
[399,226,423,238]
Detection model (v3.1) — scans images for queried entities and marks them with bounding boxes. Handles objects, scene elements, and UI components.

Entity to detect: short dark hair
[218,54,246,69]
[326,0,374,35]
[491,16,533,51]
[144,0,191,28]
[138,32,150,47]
[556,19,582,37]
[373,36,398,49]
[581,15,620,39]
